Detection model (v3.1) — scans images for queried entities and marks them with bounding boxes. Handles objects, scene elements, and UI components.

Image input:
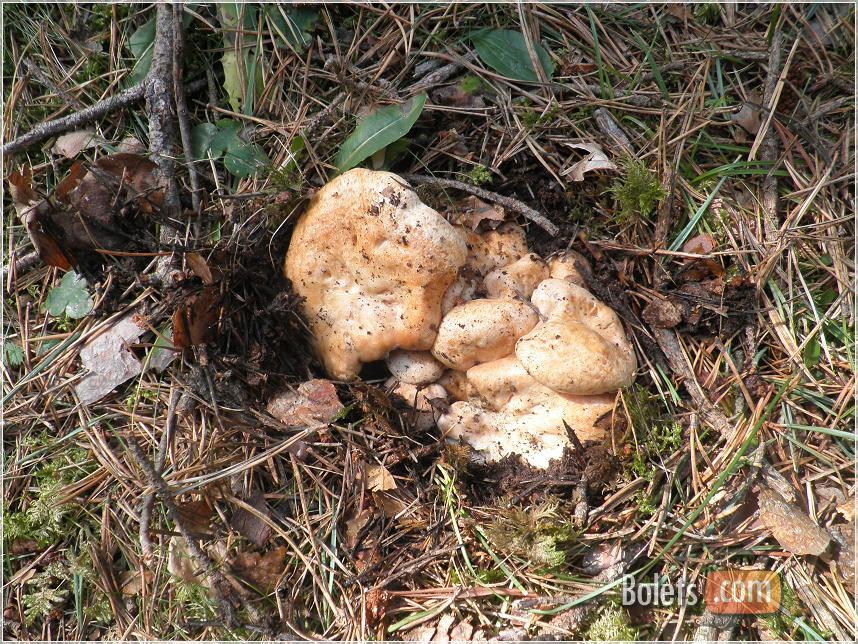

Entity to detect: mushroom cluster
[285,169,636,468]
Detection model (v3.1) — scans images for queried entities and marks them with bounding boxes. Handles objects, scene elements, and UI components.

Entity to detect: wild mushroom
[284,169,467,380]
[483,252,549,299]
[438,356,615,468]
[431,298,539,371]
[385,349,445,385]
[519,279,636,394]
[548,249,592,287]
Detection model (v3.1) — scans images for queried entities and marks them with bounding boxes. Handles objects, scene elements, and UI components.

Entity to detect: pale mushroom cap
[284,169,467,380]
[548,250,591,287]
[516,282,637,395]
[385,350,445,385]
[459,223,529,276]
[440,269,482,316]
[438,390,613,468]
[431,298,539,370]
[483,253,550,299]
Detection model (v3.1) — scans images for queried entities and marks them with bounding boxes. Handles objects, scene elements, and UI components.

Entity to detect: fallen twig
[172,2,201,216]
[757,21,784,240]
[147,3,183,281]
[139,388,181,564]
[401,173,559,236]
[2,82,145,157]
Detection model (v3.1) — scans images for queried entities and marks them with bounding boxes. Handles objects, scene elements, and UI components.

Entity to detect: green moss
[609,156,666,222]
[624,385,683,483]
[483,496,577,568]
[584,603,639,641]
[465,164,493,186]
[460,74,482,94]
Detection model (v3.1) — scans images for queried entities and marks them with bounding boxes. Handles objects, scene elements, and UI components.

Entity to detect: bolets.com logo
[621,569,781,615]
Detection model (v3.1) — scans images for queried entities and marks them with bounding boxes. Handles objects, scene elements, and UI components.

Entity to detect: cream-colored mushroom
[431,298,539,371]
[386,350,445,385]
[459,223,529,276]
[483,253,549,299]
[548,250,591,287]
[440,269,482,315]
[438,355,614,468]
[284,169,467,380]
[518,279,636,395]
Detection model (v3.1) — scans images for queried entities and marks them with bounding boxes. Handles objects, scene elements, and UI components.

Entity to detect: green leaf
[472,29,554,82]
[3,342,25,367]
[221,51,243,112]
[335,93,427,173]
[803,335,822,368]
[44,271,93,320]
[267,5,318,51]
[208,120,242,157]
[224,142,269,178]
[127,18,156,85]
[191,123,220,160]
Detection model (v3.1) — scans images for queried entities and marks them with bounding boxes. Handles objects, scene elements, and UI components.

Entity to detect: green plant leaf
[44,271,93,319]
[335,93,427,173]
[224,142,269,178]
[803,335,821,368]
[191,123,220,160]
[472,29,554,82]
[221,51,243,112]
[127,18,155,85]
[210,119,242,157]
[3,342,25,367]
[267,5,318,51]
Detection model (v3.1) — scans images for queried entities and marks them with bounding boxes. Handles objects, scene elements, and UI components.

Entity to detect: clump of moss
[609,157,666,222]
[624,385,683,482]
[466,164,493,186]
[584,603,639,641]
[460,74,482,94]
[483,496,577,568]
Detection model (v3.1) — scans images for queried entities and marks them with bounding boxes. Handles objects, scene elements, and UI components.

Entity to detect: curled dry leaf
[185,252,215,285]
[228,546,287,593]
[731,93,762,135]
[167,535,200,584]
[757,485,831,556]
[365,463,397,492]
[463,195,505,231]
[562,142,618,181]
[172,287,222,349]
[75,313,147,405]
[642,297,685,329]
[52,129,99,158]
[230,488,272,548]
[266,379,343,427]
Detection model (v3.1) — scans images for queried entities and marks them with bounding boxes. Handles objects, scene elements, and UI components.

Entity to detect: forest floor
[2,3,855,641]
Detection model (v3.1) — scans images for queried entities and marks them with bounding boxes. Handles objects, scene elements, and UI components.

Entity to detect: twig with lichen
[401,173,560,236]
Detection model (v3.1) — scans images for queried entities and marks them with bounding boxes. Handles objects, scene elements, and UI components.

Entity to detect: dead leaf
[830,521,855,586]
[344,507,372,549]
[119,569,153,595]
[682,233,717,255]
[93,153,163,213]
[176,499,215,536]
[228,546,287,593]
[365,587,391,625]
[462,195,505,231]
[642,297,685,329]
[758,485,831,556]
[366,463,397,492]
[266,379,343,426]
[732,96,762,135]
[372,491,408,518]
[431,85,486,108]
[52,129,99,158]
[185,252,214,284]
[167,536,200,584]
[75,313,147,404]
[680,233,724,279]
[172,287,222,349]
[117,136,145,154]
[230,488,272,548]
[562,142,617,181]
